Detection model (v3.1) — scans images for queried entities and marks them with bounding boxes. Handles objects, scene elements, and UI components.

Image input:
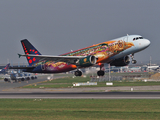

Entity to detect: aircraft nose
[143,39,150,47]
[138,39,150,51]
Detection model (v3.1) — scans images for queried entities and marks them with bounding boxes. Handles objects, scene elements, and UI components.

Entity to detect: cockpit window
[133,37,143,41]
[139,37,143,39]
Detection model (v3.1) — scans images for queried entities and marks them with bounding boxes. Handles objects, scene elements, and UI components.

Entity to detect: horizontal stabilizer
[9,66,35,69]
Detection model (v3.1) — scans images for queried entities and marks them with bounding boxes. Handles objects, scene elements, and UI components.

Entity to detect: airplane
[142,64,160,72]
[4,71,37,82]
[4,73,25,82]
[0,63,10,74]
[10,34,150,76]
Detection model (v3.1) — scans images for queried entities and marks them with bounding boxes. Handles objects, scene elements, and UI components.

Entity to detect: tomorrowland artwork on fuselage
[36,40,134,71]
[14,35,150,76]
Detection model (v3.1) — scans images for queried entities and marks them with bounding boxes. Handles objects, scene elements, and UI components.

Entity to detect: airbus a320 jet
[12,35,150,76]
[0,63,10,74]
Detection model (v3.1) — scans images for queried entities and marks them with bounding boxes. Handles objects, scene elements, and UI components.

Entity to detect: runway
[0,92,160,99]
[1,75,160,99]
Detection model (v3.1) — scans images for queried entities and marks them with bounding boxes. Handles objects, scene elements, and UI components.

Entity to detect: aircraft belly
[110,47,136,60]
[32,62,76,73]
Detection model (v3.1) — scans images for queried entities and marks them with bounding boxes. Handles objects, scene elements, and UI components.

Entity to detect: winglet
[18,53,22,58]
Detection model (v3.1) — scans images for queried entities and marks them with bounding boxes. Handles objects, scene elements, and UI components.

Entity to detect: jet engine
[110,56,130,67]
[77,55,97,67]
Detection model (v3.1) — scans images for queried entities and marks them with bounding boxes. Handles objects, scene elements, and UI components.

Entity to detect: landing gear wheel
[97,70,105,76]
[74,71,82,76]
[132,60,137,64]
[130,54,137,64]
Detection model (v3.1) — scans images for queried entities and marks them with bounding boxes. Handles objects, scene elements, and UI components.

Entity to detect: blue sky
[0,0,159,64]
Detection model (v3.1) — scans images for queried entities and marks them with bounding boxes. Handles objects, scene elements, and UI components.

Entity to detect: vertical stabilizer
[3,63,10,70]
[2,63,10,72]
[21,39,41,66]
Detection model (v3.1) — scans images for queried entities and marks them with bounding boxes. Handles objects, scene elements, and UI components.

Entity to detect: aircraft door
[123,37,127,49]
[123,36,136,48]
[41,61,45,71]
[131,37,138,48]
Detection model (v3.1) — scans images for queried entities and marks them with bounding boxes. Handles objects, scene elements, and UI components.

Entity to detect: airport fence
[90,75,123,82]
[90,72,153,82]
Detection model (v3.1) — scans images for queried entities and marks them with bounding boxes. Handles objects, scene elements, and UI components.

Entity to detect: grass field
[0,99,160,120]
[22,75,160,89]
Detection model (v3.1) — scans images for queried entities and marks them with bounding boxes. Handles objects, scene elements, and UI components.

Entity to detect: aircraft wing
[18,54,87,64]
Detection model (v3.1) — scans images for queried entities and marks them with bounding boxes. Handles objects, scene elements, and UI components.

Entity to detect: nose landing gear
[130,54,137,64]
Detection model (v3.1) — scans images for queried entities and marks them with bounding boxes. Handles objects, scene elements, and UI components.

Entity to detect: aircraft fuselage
[23,35,150,73]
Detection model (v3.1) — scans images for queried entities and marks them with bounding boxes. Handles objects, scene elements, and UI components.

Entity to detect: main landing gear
[74,64,105,77]
[97,70,105,76]
[130,53,137,64]
[97,63,105,76]
[74,70,82,76]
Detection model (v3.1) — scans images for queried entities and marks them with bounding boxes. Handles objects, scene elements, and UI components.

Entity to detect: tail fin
[3,63,10,70]
[2,63,10,72]
[21,39,41,66]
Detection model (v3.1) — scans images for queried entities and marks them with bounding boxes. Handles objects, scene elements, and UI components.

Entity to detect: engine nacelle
[78,55,97,67]
[110,56,130,67]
